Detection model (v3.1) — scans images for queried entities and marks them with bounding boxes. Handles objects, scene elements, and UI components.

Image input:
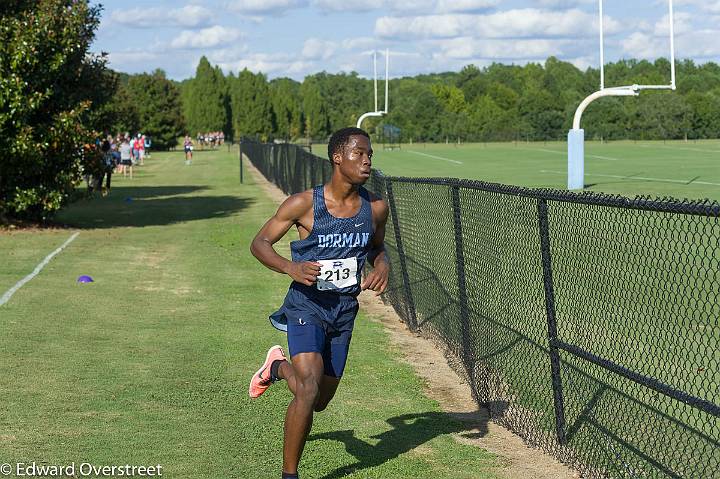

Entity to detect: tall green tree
[684,91,720,139]
[519,87,564,140]
[384,80,442,141]
[0,0,115,221]
[183,57,229,136]
[456,64,487,103]
[270,78,303,140]
[583,97,630,141]
[633,92,693,140]
[106,82,141,136]
[313,72,373,133]
[125,70,185,149]
[300,76,329,139]
[230,69,273,140]
[431,84,467,114]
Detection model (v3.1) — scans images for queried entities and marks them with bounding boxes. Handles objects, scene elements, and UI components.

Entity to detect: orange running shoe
[249,345,286,399]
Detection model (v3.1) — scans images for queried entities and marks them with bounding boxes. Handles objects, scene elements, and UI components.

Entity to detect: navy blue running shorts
[269,284,358,378]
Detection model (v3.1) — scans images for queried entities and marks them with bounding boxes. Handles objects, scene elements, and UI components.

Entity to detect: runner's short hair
[328,127,370,164]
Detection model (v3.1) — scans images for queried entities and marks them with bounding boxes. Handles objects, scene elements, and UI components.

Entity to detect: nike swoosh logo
[298,318,306,325]
[355,223,363,227]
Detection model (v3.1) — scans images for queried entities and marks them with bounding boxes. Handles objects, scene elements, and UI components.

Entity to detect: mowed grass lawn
[372,140,720,201]
[0,148,502,478]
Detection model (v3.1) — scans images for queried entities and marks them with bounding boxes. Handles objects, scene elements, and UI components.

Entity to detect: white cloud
[105,49,199,78]
[537,0,594,8]
[436,0,498,13]
[375,9,612,40]
[430,36,585,60]
[653,12,692,36]
[109,5,214,28]
[624,28,720,60]
[676,30,720,57]
[622,29,720,61]
[569,55,595,71]
[619,32,662,58]
[340,37,380,51]
[226,0,307,15]
[311,0,385,12]
[621,10,713,60]
[170,26,244,49]
[215,52,314,76]
[107,50,164,66]
[206,45,251,64]
[301,38,336,60]
[672,0,720,14]
[310,0,495,13]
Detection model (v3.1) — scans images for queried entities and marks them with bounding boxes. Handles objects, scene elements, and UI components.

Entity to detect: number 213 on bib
[316,257,358,291]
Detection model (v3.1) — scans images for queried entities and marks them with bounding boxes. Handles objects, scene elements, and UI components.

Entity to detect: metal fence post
[309,152,316,187]
[302,146,308,191]
[385,178,418,330]
[537,198,567,445]
[451,186,476,397]
[239,140,243,184]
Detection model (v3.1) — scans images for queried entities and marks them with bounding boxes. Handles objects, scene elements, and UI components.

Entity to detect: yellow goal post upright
[567,0,677,189]
[357,49,390,129]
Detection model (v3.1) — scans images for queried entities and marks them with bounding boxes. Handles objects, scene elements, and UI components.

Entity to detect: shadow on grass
[59,185,253,228]
[309,406,507,479]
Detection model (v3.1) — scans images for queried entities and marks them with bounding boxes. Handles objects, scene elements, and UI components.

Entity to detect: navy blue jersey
[289,184,374,295]
[269,185,375,332]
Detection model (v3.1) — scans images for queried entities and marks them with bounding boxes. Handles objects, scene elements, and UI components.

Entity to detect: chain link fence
[241,140,720,478]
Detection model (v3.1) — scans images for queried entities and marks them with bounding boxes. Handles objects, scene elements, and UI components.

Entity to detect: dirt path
[244,156,580,479]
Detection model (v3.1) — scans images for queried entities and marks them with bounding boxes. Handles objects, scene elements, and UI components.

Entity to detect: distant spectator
[119,136,133,179]
[184,135,193,165]
[96,135,116,196]
[143,135,151,159]
[134,133,145,166]
[111,135,121,168]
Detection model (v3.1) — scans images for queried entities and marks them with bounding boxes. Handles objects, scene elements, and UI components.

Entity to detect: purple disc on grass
[125,197,133,202]
[77,275,94,283]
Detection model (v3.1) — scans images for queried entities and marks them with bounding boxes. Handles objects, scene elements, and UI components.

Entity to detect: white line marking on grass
[518,147,563,156]
[588,155,620,161]
[540,170,720,186]
[406,150,463,164]
[536,148,564,155]
[661,145,720,153]
[639,144,720,154]
[0,232,79,307]
[521,147,620,161]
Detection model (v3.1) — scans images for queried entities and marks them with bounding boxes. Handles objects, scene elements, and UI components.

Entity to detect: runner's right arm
[250,193,320,286]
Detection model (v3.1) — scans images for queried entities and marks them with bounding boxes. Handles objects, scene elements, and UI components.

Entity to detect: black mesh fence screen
[242,141,720,478]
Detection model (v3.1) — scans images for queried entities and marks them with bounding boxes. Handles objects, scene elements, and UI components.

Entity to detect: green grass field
[363,140,720,476]
[371,140,720,201]
[0,148,507,478]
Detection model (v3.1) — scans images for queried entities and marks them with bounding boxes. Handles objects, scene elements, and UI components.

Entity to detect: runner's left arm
[361,198,390,295]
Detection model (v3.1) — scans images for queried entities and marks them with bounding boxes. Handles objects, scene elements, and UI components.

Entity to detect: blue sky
[93,0,720,81]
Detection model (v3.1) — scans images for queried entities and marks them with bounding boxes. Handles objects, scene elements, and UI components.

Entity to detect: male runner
[249,127,390,479]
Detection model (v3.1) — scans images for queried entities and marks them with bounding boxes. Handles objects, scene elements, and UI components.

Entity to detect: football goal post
[567,0,677,189]
[357,49,390,129]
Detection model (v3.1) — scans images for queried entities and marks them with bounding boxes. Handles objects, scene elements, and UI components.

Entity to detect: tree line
[173,55,720,144]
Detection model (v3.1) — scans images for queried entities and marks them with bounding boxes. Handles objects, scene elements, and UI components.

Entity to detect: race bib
[316,257,358,291]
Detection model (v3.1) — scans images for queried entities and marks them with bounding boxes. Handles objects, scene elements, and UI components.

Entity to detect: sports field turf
[0,148,505,478]
[372,140,720,201]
